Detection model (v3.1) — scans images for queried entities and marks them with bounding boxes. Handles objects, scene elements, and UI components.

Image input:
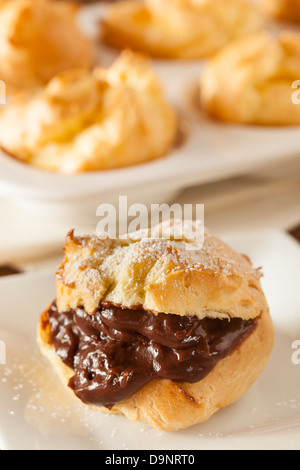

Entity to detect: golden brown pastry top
[0,51,177,173]
[0,0,94,92]
[102,0,264,59]
[262,0,300,23]
[56,224,267,321]
[200,31,300,125]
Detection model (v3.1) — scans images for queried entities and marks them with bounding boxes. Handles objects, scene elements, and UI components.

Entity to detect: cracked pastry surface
[0,51,177,173]
[200,31,300,125]
[262,0,300,23]
[55,226,268,320]
[38,224,274,431]
[0,0,94,92]
[101,0,264,59]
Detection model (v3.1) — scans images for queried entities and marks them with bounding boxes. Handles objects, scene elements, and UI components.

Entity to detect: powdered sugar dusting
[56,225,262,318]
[0,330,130,448]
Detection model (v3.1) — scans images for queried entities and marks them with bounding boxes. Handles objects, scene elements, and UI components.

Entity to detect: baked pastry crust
[0,0,94,92]
[55,227,267,321]
[38,306,273,431]
[0,51,177,173]
[200,31,300,125]
[38,225,274,431]
[101,0,263,59]
[262,0,300,23]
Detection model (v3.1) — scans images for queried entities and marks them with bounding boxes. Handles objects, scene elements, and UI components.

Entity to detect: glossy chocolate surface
[46,302,256,408]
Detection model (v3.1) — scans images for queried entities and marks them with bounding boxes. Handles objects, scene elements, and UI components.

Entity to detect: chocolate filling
[45,302,257,408]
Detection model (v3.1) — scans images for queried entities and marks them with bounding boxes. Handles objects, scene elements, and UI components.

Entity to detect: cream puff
[200,31,300,125]
[101,0,264,59]
[0,51,177,173]
[262,0,300,23]
[0,0,94,92]
[38,224,274,431]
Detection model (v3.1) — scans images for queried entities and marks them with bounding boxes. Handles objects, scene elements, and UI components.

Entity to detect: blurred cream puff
[101,0,264,59]
[0,51,177,173]
[262,0,300,23]
[0,0,94,92]
[200,31,300,125]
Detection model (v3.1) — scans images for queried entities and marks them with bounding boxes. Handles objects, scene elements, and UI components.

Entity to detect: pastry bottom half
[38,306,273,431]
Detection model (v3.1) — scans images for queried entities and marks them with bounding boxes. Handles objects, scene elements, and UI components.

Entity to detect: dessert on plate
[0,0,94,93]
[0,51,177,173]
[200,31,300,125]
[101,0,264,59]
[38,222,274,431]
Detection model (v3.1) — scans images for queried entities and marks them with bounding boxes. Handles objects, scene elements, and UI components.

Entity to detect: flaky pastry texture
[0,0,94,92]
[101,0,263,59]
[0,51,177,173]
[55,225,267,321]
[200,31,300,125]
[262,0,300,23]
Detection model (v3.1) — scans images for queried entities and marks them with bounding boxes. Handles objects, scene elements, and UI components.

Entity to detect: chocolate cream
[45,302,257,408]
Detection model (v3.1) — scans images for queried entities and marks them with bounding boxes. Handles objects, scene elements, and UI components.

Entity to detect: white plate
[2,154,300,265]
[0,230,300,450]
[1,4,300,230]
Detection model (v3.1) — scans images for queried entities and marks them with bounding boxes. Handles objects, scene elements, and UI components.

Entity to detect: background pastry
[262,0,300,23]
[38,225,274,431]
[200,31,300,125]
[0,0,94,92]
[101,0,264,59]
[0,51,177,173]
